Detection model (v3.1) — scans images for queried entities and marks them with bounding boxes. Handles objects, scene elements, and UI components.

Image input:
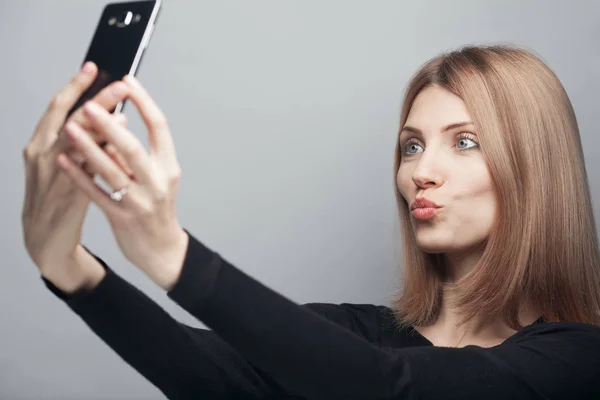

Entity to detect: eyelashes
[401,132,479,157]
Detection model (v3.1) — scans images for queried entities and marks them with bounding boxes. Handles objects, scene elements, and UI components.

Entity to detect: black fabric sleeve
[167,230,600,400]
[41,249,287,400]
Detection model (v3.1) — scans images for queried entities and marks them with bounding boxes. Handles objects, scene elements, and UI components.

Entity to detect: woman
[22,45,600,399]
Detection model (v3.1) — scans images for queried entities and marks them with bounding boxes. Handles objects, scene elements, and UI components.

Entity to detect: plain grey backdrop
[2,0,599,399]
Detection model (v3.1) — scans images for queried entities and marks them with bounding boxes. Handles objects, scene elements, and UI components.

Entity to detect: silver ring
[110,186,129,202]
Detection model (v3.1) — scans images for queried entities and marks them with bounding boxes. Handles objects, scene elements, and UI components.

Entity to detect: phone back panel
[69,0,160,115]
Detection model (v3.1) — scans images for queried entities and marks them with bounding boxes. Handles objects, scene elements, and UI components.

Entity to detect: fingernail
[112,82,127,96]
[57,154,70,169]
[84,101,102,114]
[123,75,137,86]
[81,62,94,74]
[64,122,80,139]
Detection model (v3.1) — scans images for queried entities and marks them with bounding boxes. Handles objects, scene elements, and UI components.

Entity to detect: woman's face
[396,85,497,255]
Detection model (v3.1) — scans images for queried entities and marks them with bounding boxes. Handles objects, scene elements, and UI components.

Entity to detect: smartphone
[67,0,161,117]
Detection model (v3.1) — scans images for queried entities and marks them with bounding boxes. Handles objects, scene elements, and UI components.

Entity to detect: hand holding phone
[21,1,161,293]
[23,67,131,293]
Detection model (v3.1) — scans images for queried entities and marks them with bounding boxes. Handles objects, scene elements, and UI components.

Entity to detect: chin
[415,235,488,255]
[415,243,451,254]
[413,229,467,254]
[413,230,452,253]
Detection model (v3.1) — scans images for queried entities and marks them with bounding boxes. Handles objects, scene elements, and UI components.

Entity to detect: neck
[441,245,484,282]
[416,248,540,348]
[427,295,540,348]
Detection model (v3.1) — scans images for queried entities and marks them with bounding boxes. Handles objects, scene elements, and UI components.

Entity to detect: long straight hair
[391,45,600,330]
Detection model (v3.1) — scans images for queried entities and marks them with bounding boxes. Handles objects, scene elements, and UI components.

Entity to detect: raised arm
[43,248,287,399]
[166,231,600,400]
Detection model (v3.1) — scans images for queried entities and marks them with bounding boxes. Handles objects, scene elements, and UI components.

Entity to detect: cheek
[453,168,495,203]
[396,166,412,200]
[450,170,497,230]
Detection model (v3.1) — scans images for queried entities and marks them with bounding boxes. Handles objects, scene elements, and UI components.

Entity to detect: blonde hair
[391,44,600,330]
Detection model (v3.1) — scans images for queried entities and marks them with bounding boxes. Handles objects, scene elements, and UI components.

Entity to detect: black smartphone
[67,0,161,117]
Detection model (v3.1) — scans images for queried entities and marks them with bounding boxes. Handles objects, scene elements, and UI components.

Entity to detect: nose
[411,150,443,189]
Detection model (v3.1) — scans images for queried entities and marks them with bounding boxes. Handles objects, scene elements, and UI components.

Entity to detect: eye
[401,133,479,156]
[402,141,423,156]
[455,135,479,150]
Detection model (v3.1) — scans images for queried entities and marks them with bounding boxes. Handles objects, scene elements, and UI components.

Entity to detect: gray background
[2,0,599,399]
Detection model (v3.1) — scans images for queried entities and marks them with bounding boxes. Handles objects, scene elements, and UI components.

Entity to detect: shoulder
[494,321,600,398]
[503,320,600,358]
[510,320,600,344]
[302,302,392,319]
[301,302,395,344]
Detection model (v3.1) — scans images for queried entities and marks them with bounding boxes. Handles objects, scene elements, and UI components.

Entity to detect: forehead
[405,86,472,130]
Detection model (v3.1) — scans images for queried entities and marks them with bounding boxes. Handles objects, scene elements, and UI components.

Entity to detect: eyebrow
[400,121,474,135]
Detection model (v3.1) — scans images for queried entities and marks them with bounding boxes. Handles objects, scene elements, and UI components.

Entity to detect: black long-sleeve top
[43,230,600,399]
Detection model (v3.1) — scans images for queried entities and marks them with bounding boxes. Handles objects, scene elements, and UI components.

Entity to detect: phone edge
[114,0,162,114]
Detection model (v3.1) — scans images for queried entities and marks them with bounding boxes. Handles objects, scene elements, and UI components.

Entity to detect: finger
[123,75,177,165]
[94,112,128,152]
[82,100,153,184]
[65,112,129,170]
[114,112,128,127]
[104,143,135,178]
[34,62,98,144]
[52,82,131,155]
[78,144,130,177]
[70,83,129,131]
[56,153,122,215]
[103,114,134,176]
[63,120,132,194]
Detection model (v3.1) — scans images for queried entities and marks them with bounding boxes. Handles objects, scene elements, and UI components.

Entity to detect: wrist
[74,245,107,290]
[42,246,106,294]
[148,228,189,291]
